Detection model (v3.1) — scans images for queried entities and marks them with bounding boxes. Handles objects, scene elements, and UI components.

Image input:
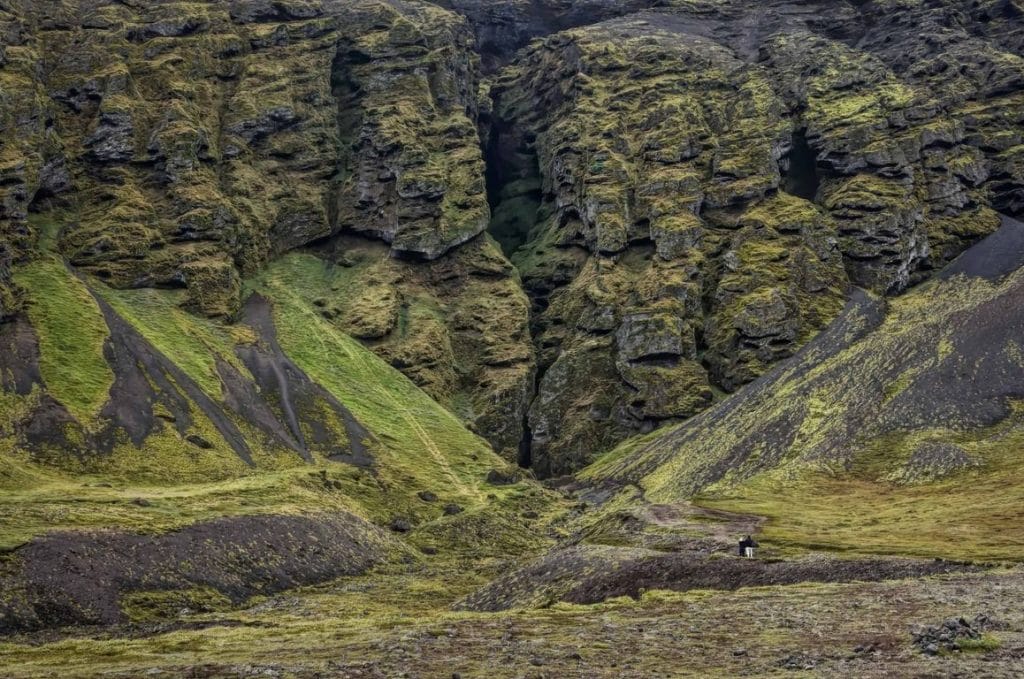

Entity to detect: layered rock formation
[1,0,1022,476]
[585,214,1024,500]
[482,0,1024,475]
[0,0,534,455]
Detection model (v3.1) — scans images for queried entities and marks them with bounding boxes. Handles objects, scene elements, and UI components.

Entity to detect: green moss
[12,257,114,424]
[121,587,234,624]
[248,253,497,505]
[954,634,1001,653]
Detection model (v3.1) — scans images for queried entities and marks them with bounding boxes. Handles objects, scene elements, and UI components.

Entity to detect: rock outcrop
[585,215,1024,499]
[309,233,535,460]
[11,0,496,317]
[0,0,534,456]
[485,1,1024,475]
[1,0,1023,474]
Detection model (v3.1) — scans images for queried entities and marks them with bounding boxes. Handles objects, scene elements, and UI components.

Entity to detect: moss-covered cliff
[485,0,1023,474]
[0,0,1023,650]
[0,0,539,460]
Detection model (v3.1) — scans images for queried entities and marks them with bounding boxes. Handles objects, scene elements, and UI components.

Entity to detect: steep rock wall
[487,1,1023,475]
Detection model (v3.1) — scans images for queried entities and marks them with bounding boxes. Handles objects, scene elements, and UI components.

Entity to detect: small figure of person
[738,535,758,558]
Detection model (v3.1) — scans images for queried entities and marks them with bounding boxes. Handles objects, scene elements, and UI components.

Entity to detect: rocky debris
[0,513,406,633]
[235,295,375,467]
[390,517,413,533]
[892,441,981,483]
[486,467,526,486]
[777,652,820,670]
[0,287,379,468]
[912,615,991,655]
[418,490,438,503]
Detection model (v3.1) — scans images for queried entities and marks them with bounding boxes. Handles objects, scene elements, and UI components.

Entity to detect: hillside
[582,215,1024,557]
[0,0,1023,676]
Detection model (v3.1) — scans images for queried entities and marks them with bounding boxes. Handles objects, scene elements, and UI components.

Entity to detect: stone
[83,111,135,163]
[389,518,412,533]
[486,468,524,486]
[443,503,464,516]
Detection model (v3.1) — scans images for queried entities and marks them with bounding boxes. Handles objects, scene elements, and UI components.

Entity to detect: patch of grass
[695,420,1024,561]
[249,253,499,508]
[955,634,1001,653]
[0,465,364,552]
[12,257,114,424]
[121,588,234,624]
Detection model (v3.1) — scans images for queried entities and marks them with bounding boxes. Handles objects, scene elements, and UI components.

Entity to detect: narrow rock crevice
[782,128,821,201]
[328,43,364,234]
[483,116,543,257]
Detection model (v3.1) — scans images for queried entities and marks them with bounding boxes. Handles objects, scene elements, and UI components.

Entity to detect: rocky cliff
[486,0,1024,474]
[1,0,1024,661]
[1,0,1022,479]
[0,0,536,459]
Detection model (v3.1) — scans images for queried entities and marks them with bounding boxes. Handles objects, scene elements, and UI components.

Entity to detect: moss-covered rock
[488,0,1024,475]
[333,1,490,259]
[308,234,535,461]
[491,20,848,474]
[1,0,1022,482]
[0,0,492,319]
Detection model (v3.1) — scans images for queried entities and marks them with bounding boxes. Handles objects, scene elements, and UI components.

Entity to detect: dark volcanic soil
[0,512,405,634]
[458,545,982,612]
[562,553,982,605]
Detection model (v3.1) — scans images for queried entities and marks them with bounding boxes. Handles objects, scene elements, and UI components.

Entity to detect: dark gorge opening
[783,128,821,201]
[483,120,542,258]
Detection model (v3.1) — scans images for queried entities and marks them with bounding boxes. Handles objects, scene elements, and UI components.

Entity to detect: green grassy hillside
[583,221,1024,561]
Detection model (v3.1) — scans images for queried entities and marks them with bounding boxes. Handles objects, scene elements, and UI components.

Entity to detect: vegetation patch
[12,258,113,424]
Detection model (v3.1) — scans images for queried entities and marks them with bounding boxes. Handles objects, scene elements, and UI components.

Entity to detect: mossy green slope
[249,251,496,502]
[0,245,518,555]
[12,258,113,425]
[584,222,1024,561]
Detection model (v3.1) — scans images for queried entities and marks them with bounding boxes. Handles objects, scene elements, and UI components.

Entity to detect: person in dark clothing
[738,535,759,558]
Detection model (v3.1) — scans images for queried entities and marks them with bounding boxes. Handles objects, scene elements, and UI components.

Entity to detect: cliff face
[0,0,1022,477]
[484,0,1024,475]
[0,0,535,459]
[1,0,1024,646]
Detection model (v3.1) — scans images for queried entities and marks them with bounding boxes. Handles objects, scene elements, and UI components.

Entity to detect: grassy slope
[696,432,1024,561]
[248,252,496,504]
[11,257,113,425]
[0,247,514,551]
[583,272,1024,562]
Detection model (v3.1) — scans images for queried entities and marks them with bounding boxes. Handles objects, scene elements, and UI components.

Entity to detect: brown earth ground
[0,563,1021,678]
